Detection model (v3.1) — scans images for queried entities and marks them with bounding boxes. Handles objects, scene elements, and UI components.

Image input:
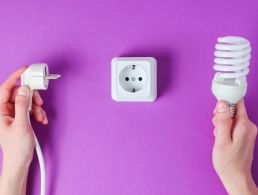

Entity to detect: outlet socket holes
[119,65,147,93]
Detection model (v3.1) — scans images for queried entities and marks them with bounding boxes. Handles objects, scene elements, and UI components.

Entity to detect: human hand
[0,67,48,176]
[212,100,258,195]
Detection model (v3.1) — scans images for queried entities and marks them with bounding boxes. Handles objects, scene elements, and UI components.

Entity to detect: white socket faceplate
[111,57,157,102]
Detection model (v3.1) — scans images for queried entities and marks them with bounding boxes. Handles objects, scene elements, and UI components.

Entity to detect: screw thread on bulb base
[229,103,236,117]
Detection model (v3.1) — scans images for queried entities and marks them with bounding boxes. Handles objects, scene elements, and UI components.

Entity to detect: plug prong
[45,74,61,80]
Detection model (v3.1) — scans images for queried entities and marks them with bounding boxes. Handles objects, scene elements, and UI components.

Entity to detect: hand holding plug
[0,67,48,163]
[21,63,60,195]
[0,67,49,195]
[0,64,60,195]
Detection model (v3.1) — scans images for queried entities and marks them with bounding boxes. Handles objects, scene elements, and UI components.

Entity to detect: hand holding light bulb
[212,100,258,195]
[212,36,258,195]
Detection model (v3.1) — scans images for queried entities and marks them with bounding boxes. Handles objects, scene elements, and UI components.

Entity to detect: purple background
[0,0,258,194]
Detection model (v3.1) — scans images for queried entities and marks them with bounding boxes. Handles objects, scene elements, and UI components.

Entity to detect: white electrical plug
[111,57,157,102]
[21,63,60,195]
[21,63,61,110]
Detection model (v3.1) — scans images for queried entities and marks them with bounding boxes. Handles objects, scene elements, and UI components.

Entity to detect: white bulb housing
[212,36,251,115]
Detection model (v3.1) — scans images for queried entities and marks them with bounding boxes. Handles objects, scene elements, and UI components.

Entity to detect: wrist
[223,175,258,195]
[1,155,31,181]
[0,162,30,195]
[2,146,34,168]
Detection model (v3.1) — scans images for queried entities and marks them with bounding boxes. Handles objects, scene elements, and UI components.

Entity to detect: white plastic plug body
[111,57,157,102]
[212,36,251,116]
[21,63,60,110]
[21,63,60,91]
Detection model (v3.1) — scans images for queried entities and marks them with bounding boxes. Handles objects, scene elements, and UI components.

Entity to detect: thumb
[212,101,232,146]
[14,86,30,125]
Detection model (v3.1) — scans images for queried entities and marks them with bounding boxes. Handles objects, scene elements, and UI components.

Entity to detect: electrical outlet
[111,57,157,102]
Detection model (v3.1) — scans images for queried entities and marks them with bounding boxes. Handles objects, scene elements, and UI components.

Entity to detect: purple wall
[0,1,258,194]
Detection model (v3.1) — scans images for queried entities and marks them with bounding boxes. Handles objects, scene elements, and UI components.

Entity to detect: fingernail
[44,118,48,124]
[35,93,43,103]
[217,102,227,113]
[17,87,28,96]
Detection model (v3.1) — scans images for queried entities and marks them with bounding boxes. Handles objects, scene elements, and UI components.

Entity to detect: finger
[0,67,27,104]
[33,105,48,124]
[42,110,48,125]
[213,129,216,137]
[2,67,27,90]
[235,99,248,119]
[10,87,43,106]
[233,119,254,144]
[213,100,227,114]
[33,90,43,105]
[0,103,14,118]
[10,86,19,103]
[33,105,43,122]
[212,101,232,146]
[14,86,30,125]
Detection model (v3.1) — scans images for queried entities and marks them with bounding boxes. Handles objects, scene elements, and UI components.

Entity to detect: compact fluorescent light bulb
[212,36,251,116]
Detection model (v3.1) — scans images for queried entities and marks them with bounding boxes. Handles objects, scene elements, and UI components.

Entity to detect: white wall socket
[111,57,157,102]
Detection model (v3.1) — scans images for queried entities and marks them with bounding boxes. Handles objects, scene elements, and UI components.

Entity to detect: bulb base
[229,103,236,117]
